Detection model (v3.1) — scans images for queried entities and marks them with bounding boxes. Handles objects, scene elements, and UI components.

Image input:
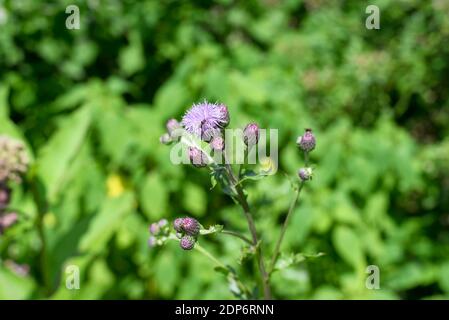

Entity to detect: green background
[0,0,448,299]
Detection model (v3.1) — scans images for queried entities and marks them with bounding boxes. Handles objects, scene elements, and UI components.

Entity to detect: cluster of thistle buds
[173,217,201,250]
[0,135,29,235]
[159,101,261,168]
[296,128,316,181]
[147,219,170,248]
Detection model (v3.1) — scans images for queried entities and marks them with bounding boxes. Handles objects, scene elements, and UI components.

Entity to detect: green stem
[195,241,252,299]
[30,175,50,296]
[195,243,227,269]
[222,230,253,245]
[223,152,272,300]
[269,181,304,275]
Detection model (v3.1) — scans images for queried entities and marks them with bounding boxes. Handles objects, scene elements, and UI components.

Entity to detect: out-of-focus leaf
[0,267,35,299]
[78,192,134,254]
[274,252,325,272]
[333,226,365,270]
[140,173,167,220]
[36,106,92,200]
[183,182,207,216]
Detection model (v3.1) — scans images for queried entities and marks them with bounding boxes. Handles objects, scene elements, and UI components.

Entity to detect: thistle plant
[151,101,318,299]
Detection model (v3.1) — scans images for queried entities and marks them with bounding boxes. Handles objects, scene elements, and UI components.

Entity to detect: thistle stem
[222,230,253,245]
[223,152,272,300]
[269,181,304,274]
[195,243,227,269]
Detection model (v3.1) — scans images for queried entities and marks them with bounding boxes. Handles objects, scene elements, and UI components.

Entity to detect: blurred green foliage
[0,0,448,299]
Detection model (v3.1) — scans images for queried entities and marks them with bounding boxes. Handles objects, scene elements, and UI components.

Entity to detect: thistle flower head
[210,136,225,151]
[182,217,200,236]
[181,101,228,141]
[173,218,184,232]
[298,167,313,181]
[188,147,208,168]
[296,128,316,152]
[0,136,29,183]
[243,123,260,147]
[180,235,196,250]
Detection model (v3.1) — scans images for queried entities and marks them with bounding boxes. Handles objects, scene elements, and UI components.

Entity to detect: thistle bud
[188,147,208,168]
[148,236,157,248]
[243,123,260,147]
[158,219,168,228]
[210,136,225,151]
[298,167,313,181]
[217,104,230,128]
[182,217,200,236]
[296,128,316,152]
[173,218,184,232]
[159,133,172,145]
[149,223,160,235]
[180,235,196,250]
[166,119,181,135]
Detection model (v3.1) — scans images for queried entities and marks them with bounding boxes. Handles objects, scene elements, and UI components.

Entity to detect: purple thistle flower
[182,217,200,236]
[180,235,196,250]
[210,136,225,151]
[149,223,160,235]
[188,147,208,168]
[298,167,312,181]
[173,218,184,232]
[296,128,316,152]
[181,101,228,141]
[243,123,260,147]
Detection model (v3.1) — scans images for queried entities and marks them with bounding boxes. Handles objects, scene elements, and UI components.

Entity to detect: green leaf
[333,226,365,270]
[78,192,134,254]
[200,224,224,235]
[0,267,35,299]
[140,173,168,220]
[36,106,92,200]
[274,252,325,272]
[119,32,145,76]
[183,183,207,216]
